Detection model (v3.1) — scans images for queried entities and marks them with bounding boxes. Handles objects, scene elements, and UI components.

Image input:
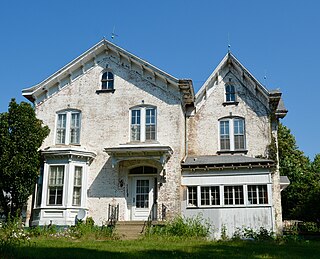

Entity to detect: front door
[131,177,154,220]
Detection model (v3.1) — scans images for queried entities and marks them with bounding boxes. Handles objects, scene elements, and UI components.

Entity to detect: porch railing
[108,203,119,226]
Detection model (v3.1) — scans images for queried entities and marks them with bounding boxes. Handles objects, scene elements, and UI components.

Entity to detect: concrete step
[115,221,147,240]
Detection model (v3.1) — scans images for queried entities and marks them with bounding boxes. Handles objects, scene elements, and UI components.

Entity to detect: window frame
[223,80,239,106]
[47,165,65,206]
[200,186,220,206]
[247,185,269,205]
[101,71,114,90]
[218,117,246,153]
[55,110,81,145]
[130,106,157,142]
[72,166,83,206]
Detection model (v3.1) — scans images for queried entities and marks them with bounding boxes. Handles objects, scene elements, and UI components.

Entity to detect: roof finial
[111,26,118,42]
[227,33,231,53]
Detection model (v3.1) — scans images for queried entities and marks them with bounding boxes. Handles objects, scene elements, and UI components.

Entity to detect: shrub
[147,215,211,238]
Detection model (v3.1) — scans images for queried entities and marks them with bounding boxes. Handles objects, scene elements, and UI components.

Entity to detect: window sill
[96,89,115,94]
[222,101,239,106]
[217,149,248,155]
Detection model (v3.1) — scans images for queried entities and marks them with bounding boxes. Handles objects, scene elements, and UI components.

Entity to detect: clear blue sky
[0,0,319,159]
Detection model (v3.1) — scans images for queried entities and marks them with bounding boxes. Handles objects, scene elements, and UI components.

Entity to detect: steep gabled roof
[195,52,287,118]
[22,39,194,106]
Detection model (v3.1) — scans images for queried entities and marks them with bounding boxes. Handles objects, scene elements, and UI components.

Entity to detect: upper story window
[225,84,236,102]
[101,71,114,90]
[130,106,157,142]
[56,110,81,145]
[223,80,238,106]
[219,117,246,152]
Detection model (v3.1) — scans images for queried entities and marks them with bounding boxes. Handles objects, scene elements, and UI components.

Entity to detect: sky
[0,0,319,159]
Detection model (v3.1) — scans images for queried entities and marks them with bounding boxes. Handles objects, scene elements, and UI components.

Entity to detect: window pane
[220,121,230,150]
[188,186,198,206]
[70,113,80,144]
[201,187,210,205]
[146,108,156,140]
[234,119,245,150]
[226,85,235,102]
[258,185,268,204]
[224,186,233,205]
[48,166,64,205]
[234,186,244,205]
[101,72,114,89]
[248,185,257,204]
[56,114,66,144]
[211,186,220,205]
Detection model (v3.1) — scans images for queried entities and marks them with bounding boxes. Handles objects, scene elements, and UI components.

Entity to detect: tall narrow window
[225,84,236,102]
[48,166,64,205]
[234,119,245,150]
[56,110,81,145]
[56,114,66,144]
[219,117,246,152]
[73,166,82,206]
[70,113,81,144]
[188,186,198,207]
[131,109,141,141]
[130,106,157,142]
[101,71,114,90]
[146,108,156,140]
[220,121,230,150]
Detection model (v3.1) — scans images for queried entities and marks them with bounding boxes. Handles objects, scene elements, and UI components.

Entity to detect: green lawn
[3,237,320,259]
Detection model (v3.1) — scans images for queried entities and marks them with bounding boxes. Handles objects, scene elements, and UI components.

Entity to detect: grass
[3,237,320,258]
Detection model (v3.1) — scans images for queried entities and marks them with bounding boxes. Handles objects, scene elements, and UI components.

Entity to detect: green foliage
[146,215,211,238]
[278,123,320,221]
[231,227,275,241]
[0,99,49,219]
[220,224,228,241]
[0,214,30,252]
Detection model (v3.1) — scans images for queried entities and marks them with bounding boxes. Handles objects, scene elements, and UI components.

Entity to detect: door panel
[132,177,153,220]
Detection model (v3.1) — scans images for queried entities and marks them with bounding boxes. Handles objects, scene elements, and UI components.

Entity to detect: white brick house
[22,39,288,237]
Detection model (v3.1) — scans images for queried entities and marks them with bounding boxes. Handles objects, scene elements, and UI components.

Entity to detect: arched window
[101,71,114,90]
[225,84,236,102]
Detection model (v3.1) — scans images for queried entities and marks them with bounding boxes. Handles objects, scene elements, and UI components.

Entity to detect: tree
[0,99,49,219]
[278,123,320,221]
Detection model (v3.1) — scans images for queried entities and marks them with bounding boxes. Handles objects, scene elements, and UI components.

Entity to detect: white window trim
[130,106,157,142]
[55,110,81,145]
[218,117,246,151]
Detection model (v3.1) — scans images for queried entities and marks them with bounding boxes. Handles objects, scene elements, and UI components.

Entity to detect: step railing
[108,203,119,227]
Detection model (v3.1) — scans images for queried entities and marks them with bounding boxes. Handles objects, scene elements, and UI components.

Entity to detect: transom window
[48,166,64,205]
[101,71,114,90]
[56,110,81,145]
[248,185,268,204]
[219,117,245,151]
[130,106,157,142]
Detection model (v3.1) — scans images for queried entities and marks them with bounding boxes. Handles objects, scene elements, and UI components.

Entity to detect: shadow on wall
[87,157,124,198]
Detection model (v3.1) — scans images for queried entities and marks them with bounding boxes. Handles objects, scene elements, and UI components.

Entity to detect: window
[56,110,81,145]
[219,117,245,151]
[201,186,220,206]
[73,166,82,206]
[101,71,114,90]
[224,186,244,205]
[248,185,268,204]
[130,106,156,142]
[188,186,198,206]
[48,166,64,205]
[225,84,236,102]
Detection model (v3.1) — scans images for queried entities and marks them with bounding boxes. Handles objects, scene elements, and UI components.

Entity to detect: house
[22,39,288,238]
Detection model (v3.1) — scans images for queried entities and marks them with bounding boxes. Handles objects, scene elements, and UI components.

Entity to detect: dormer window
[101,71,114,90]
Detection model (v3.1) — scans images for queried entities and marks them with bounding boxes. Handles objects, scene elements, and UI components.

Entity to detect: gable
[194,52,286,118]
[22,39,194,108]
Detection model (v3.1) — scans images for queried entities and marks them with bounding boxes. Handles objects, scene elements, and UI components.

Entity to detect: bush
[146,215,211,238]
[231,227,275,241]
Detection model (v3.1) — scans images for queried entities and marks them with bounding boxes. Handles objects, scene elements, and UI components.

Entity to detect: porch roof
[280,176,290,191]
[104,144,173,167]
[181,155,274,170]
